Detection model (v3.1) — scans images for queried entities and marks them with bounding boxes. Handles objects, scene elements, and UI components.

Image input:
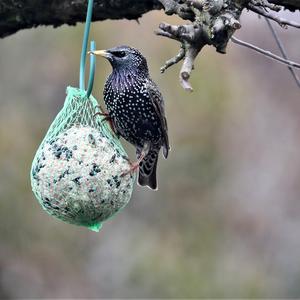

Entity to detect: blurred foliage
[0,10,300,298]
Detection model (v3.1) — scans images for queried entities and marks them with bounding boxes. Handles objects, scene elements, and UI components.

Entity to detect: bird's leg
[121,153,145,177]
[94,106,119,137]
[121,143,150,177]
[94,104,109,118]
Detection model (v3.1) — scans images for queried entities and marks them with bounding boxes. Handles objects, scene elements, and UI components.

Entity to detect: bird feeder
[30,0,135,232]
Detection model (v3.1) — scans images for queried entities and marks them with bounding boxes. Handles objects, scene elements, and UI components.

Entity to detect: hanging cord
[79,0,96,97]
[87,41,96,97]
[264,17,300,88]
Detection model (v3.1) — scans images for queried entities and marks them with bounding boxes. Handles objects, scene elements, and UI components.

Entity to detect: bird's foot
[93,105,110,119]
[121,150,147,177]
[94,108,119,137]
[121,160,140,177]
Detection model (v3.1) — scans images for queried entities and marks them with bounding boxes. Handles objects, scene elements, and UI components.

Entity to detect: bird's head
[89,45,148,75]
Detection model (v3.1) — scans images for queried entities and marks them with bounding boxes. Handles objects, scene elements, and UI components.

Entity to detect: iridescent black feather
[102,45,169,190]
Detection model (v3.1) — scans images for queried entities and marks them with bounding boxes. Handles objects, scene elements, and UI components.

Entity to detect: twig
[160,46,185,73]
[265,17,300,88]
[231,36,300,69]
[180,45,203,91]
[156,21,207,91]
[250,0,282,12]
[248,4,300,29]
[155,29,176,40]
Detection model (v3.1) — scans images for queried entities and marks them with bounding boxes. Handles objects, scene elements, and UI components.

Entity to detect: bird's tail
[138,149,159,190]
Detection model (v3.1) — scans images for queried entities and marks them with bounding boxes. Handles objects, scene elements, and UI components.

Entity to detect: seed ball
[31,125,135,231]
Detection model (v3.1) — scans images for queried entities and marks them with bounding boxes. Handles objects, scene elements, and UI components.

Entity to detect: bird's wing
[145,79,170,158]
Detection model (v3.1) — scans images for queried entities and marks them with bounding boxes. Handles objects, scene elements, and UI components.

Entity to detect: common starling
[90,45,169,190]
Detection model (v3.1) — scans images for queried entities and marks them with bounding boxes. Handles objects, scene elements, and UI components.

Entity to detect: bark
[0,0,298,39]
[270,0,300,11]
[0,0,162,38]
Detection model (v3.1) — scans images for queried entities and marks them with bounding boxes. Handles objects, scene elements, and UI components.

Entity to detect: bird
[90,45,169,190]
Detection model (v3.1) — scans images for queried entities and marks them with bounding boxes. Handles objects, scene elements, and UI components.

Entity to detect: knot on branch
[156,0,243,90]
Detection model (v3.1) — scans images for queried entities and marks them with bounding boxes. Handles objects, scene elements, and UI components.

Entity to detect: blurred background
[0,8,300,298]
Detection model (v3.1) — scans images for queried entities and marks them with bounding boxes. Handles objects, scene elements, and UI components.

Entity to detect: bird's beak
[88,50,111,59]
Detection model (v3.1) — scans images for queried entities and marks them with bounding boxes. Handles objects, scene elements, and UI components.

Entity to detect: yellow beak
[88,50,110,58]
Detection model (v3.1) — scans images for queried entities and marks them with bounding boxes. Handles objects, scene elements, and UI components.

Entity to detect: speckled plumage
[101,46,169,190]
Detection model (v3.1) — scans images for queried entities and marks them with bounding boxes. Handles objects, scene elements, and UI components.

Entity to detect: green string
[79,0,95,95]
[87,41,96,97]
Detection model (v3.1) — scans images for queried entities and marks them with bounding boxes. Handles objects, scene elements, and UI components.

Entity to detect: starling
[90,45,169,190]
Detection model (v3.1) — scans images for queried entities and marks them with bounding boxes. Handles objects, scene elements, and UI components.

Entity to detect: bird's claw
[121,148,147,177]
[94,108,119,137]
[93,105,110,120]
[121,161,140,177]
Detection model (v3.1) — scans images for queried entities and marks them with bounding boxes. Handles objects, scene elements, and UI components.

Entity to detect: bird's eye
[113,51,126,58]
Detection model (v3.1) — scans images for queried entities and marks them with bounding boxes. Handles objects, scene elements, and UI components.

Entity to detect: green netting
[36,86,124,149]
[31,87,135,231]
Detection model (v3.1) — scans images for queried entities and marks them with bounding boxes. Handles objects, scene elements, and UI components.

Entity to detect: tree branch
[0,0,163,38]
[264,17,300,88]
[231,36,300,70]
[0,0,299,39]
[268,0,300,11]
[0,0,299,91]
[248,3,300,28]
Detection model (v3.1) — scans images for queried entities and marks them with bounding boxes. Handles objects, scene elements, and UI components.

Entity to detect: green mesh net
[31,86,135,232]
